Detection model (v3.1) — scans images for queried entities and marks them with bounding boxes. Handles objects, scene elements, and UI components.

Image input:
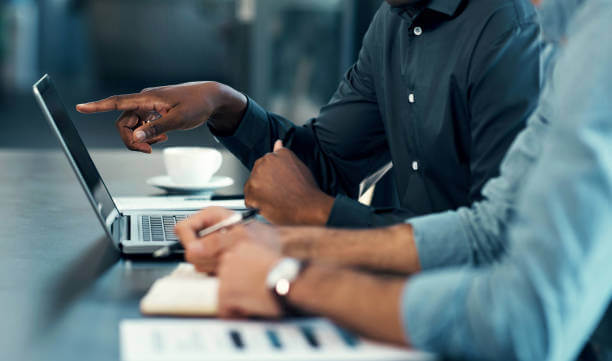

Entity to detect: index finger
[76,93,156,114]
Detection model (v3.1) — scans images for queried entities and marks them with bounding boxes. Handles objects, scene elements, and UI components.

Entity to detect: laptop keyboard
[141,215,188,242]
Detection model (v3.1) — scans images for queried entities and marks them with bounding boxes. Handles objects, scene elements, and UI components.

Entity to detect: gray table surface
[0,149,248,361]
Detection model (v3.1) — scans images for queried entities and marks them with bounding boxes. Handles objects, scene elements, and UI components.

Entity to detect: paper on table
[120,317,437,361]
[114,196,246,211]
[140,263,219,316]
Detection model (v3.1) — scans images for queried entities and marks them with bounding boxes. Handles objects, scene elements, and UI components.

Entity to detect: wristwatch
[265,257,308,315]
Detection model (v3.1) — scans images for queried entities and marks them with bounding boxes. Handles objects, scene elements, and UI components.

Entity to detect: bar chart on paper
[120,318,436,361]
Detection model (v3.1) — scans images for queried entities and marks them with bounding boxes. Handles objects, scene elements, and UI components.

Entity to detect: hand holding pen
[154,208,259,258]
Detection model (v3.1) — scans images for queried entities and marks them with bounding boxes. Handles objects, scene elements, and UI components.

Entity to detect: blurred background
[0,0,381,149]
[0,0,383,199]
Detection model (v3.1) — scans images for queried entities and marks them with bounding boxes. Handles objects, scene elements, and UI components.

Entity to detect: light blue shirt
[402,0,612,359]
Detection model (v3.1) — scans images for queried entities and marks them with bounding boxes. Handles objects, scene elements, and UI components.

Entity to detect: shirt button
[408,93,415,103]
[412,161,419,171]
[413,26,423,36]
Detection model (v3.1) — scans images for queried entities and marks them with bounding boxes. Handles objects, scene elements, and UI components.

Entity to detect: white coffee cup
[163,147,223,186]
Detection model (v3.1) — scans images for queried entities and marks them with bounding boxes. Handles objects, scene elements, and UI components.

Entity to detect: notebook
[140,263,219,316]
[135,264,438,361]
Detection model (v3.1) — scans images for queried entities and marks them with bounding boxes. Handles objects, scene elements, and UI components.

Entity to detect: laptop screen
[33,74,119,241]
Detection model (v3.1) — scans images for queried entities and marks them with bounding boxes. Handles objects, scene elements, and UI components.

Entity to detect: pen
[152,208,259,258]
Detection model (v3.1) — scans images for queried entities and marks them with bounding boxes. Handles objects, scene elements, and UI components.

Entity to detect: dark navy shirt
[214,0,541,227]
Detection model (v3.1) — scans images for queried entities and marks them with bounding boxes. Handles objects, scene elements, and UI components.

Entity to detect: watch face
[275,279,291,296]
[266,258,301,289]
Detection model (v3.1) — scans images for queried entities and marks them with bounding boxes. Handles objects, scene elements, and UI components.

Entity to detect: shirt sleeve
[409,99,551,269]
[328,5,544,229]
[400,9,612,359]
[408,39,560,269]
[212,7,391,226]
[326,195,415,228]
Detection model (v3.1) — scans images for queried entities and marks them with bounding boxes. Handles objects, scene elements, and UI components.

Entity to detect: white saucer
[146,175,234,194]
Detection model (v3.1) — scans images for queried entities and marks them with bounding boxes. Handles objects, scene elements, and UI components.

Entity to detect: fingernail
[134,130,146,141]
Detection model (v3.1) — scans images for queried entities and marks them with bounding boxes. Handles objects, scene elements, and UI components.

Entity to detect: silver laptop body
[33,74,214,254]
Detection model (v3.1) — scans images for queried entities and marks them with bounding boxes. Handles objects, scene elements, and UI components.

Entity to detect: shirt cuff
[401,270,471,353]
[326,194,373,228]
[208,96,269,150]
[407,211,472,270]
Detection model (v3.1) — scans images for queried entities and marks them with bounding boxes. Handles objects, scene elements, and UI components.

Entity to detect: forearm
[279,224,421,274]
[287,263,408,345]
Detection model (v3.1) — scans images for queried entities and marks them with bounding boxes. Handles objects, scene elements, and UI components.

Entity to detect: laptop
[33,74,229,255]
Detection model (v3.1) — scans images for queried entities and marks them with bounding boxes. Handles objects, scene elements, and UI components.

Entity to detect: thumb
[273,139,284,152]
[133,112,180,142]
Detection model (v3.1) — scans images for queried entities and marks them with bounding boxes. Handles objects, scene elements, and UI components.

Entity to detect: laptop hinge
[125,215,131,241]
[111,213,130,241]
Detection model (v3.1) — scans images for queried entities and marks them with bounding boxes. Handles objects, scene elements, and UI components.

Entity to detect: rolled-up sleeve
[399,8,612,359]
[409,91,551,269]
[408,211,472,269]
[407,40,560,270]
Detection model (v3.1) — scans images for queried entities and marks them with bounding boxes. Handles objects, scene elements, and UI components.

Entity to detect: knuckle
[256,154,271,165]
[174,223,185,235]
[184,249,195,264]
[244,197,256,209]
[195,261,208,272]
[108,95,120,109]
[218,301,232,318]
[146,124,159,137]
[194,263,211,273]
[247,167,258,180]
[248,182,260,193]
